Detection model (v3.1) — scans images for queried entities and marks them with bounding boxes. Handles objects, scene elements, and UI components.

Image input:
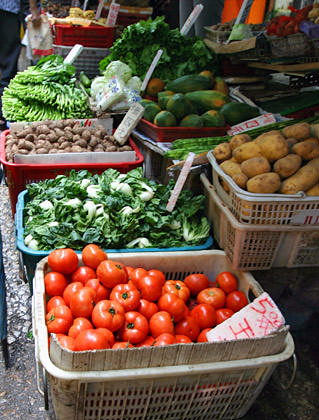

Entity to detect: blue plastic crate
[16,190,214,292]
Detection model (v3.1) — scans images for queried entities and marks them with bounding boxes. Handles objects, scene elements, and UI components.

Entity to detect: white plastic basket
[53,44,110,78]
[202,174,319,270]
[33,251,294,420]
[207,150,319,226]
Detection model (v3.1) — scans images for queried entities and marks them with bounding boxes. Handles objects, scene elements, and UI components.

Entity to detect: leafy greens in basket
[23,168,210,250]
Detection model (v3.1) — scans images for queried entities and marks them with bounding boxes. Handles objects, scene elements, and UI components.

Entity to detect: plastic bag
[110,87,142,111]
[27,14,53,59]
[228,23,253,41]
[96,76,125,112]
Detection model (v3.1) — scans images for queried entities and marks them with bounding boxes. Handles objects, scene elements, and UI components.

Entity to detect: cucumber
[79,71,91,88]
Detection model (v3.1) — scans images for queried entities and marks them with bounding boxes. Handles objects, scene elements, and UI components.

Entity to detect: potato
[232,172,248,189]
[305,183,319,196]
[304,137,319,145]
[258,134,289,162]
[247,172,281,194]
[220,160,243,177]
[241,156,271,179]
[229,134,251,150]
[254,130,282,145]
[273,154,302,178]
[232,142,262,163]
[282,122,311,140]
[285,137,298,151]
[221,179,230,192]
[280,158,319,194]
[292,141,319,160]
[213,142,232,163]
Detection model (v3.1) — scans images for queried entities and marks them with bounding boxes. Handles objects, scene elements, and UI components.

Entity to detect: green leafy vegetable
[99,16,218,82]
[23,168,210,250]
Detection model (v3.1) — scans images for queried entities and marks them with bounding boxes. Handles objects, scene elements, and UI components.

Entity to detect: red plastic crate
[0,130,143,216]
[53,24,115,48]
[137,118,229,142]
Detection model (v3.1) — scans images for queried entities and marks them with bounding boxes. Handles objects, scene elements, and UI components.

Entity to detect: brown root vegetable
[232,172,248,189]
[23,140,35,151]
[16,148,29,155]
[54,128,65,137]
[120,145,133,151]
[16,128,32,138]
[306,183,319,196]
[280,158,319,194]
[36,125,50,135]
[232,142,262,163]
[220,160,243,177]
[72,134,82,143]
[241,156,271,179]
[254,130,282,145]
[64,130,73,141]
[213,142,232,163]
[36,148,49,154]
[273,154,302,178]
[105,145,118,152]
[292,141,319,160]
[282,122,311,140]
[229,133,251,150]
[72,126,83,135]
[49,149,59,154]
[75,139,88,148]
[25,133,36,142]
[35,140,48,149]
[81,129,91,141]
[71,145,83,153]
[60,141,71,149]
[247,172,281,194]
[58,136,67,145]
[38,134,47,140]
[89,136,99,147]
[258,133,289,162]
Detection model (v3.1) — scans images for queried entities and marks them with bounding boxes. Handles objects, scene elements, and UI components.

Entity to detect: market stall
[2,0,319,418]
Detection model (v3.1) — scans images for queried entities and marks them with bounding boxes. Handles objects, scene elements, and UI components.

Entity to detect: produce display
[266,5,313,36]
[4,120,133,163]
[99,17,218,82]
[23,168,210,251]
[213,121,319,195]
[43,246,248,351]
[49,6,108,26]
[2,55,91,122]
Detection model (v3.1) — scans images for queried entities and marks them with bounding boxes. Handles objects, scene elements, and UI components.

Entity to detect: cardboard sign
[114,102,144,145]
[228,113,277,136]
[206,292,285,342]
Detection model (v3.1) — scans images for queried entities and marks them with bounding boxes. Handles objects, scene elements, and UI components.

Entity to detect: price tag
[95,0,104,20]
[64,44,84,65]
[180,4,204,36]
[291,211,319,225]
[166,152,195,212]
[114,102,145,145]
[106,2,120,26]
[141,49,163,93]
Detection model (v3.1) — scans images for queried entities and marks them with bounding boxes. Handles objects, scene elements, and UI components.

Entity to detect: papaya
[158,92,174,110]
[139,99,156,108]
[166,74,214,93]
[214,77,229,95]
[199,70,215,84]
[158,90,174,98]
[146,78,165,97]
[166,93,193,120]
[200,110,225,127]
[143,103,161,122]
[179,114,203,127]
[154,110,177,127]
[220,102,260,126]
[185,90,231,113]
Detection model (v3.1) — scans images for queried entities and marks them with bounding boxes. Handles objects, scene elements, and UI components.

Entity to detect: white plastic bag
[96,76,125,112]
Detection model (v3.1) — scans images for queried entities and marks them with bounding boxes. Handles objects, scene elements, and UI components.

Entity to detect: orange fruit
[146,78,165,97]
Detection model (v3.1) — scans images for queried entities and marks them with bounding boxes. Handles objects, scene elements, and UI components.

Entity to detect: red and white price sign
[291,211,319,225]
[106,1,120,26]
[228,113,277,136]
[206,292,285,342]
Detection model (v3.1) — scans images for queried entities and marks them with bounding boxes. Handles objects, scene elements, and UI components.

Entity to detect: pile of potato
[5,119,133,163]
[213,122,319,196]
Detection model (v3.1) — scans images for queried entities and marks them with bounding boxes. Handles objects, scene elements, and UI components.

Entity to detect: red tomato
[125,265,135,280]
[91,299,125,332]
[48,248,79,274]
[135,336,155,347]
[139,275,163,302]
[81,244,107,269]
[184,273,209,296]
[46,296,66,313]
[197,328,211,343]
[112,342,134,349]
[110,283,140,312]
[190,303,216,330]
[147,269,165,285]
[216,272,238,294]
[71,265,96,285]
[216,308,234,325]
[197,287,226,309]
[44,272,68,297]
[149,311,174,338]
[130,267,148,288]
[137,299,158,320]
[68,317,93,339]
[226,290,248,313]
[46,305,73,334]
[175,334,192,344]
[96,260,127,288]
[85,278,109,303]
[162,280,190,302]
[154,333,176,346]
[54,333,75,351]
[158,293,187,322]
[175,315,200,342]
[70,287,96,318]
[62,281,83,307]
[119,311,149,344]
[74,328,114,351]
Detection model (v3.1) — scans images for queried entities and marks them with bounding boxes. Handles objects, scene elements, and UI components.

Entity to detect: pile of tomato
[44,245,249,351]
